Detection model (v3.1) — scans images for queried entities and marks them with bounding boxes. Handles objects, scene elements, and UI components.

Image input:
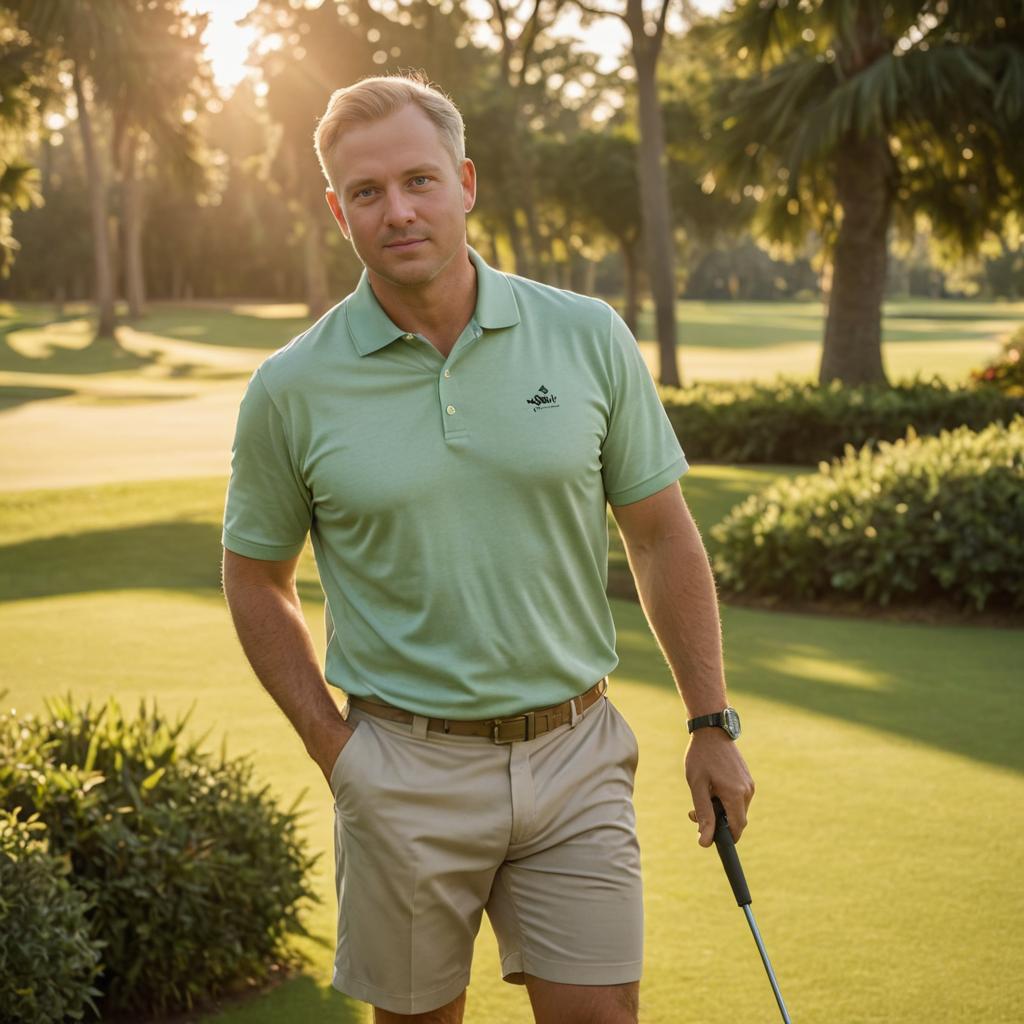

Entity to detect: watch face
[722,707,741,739]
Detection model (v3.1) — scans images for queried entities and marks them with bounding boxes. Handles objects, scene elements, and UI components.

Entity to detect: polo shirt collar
[346,245,520,357]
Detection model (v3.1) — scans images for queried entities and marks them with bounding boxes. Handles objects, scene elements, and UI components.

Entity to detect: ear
[460,158,477,214]
[325,188,351,239]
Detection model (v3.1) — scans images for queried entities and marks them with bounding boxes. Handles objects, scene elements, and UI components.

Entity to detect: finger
[688,809,697,824]
[692,789,715,847]
[724,794,748,843]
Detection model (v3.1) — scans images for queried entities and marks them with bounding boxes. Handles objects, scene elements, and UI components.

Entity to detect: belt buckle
[492,711,536,744]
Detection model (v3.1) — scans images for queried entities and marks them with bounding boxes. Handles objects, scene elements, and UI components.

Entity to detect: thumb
[693,791,716,848]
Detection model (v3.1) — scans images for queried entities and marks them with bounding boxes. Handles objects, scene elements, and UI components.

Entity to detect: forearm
[223,577,346,758]
[624,528,728,720]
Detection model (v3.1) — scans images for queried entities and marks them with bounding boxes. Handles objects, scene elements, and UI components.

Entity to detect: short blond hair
[314,72,466,192]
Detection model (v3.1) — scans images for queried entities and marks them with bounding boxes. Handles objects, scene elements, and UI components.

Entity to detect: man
[221,73,754,1024]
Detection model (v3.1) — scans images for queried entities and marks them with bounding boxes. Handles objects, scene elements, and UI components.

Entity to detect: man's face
[325,103,476,289]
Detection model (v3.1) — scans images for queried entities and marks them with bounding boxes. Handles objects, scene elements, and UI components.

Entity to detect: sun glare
[184,0,728,94]
[185,0,259,91]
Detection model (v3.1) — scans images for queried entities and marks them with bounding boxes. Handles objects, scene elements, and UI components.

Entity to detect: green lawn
[1,473,1022,1023]
[1,299,1022,1022]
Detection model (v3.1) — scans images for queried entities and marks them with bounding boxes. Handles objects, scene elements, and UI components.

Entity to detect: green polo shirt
[222,246,687,718]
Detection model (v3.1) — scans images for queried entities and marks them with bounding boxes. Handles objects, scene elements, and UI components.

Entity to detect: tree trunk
[488,226,502,270]
[621,237,640,336]
[73,65,118,342]
[520,179,548,282]
[820,132,893,385]
[121,128,146,319]
[631,34,680,386]
[503,207,530,278]
[301,203,330,320]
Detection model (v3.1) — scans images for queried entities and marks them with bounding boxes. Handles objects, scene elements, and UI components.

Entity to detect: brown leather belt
[346,677,609,744]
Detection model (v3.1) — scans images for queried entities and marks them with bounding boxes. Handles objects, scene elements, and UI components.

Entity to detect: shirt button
[446,404,456,415]
[402,333,414,342]
[444,369,451,378]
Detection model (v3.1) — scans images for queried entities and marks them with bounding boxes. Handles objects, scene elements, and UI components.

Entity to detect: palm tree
[3,1,131,339]
[106,2,209,319]
[0,13,45,274]
[701,0,1024,385]
[2,0,206,337]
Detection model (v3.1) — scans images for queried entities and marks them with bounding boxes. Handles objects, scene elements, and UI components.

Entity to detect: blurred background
[1,3,1022,1024]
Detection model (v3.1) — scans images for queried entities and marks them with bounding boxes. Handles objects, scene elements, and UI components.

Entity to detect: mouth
[385,238,427,250]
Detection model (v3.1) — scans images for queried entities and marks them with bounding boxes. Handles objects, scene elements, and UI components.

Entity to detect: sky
[186,0,729,91]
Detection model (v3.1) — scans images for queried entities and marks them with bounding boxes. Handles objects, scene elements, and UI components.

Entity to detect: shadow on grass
[615,604,1024,777]
[189,974,364,1024]
[0,318,155,375]
[0,522,324,607]
[0,383,76,412]
[138,307,315,351]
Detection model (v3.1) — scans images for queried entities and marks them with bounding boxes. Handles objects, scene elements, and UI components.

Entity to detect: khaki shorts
[329,690,643,1015]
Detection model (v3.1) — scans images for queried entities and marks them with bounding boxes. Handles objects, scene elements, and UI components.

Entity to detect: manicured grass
[1,297,1018,493]
[2,473,1022,1023]
[2,297,1022,1021]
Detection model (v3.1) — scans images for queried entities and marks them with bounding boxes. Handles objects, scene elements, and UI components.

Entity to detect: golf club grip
[712,797,751,907]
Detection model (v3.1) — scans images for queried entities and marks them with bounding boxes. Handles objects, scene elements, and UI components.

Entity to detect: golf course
[2,299,1022,1023]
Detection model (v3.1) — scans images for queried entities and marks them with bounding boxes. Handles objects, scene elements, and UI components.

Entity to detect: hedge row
[659,377,1024,465]
[710,417,1024,611]
[0,696,318,1022]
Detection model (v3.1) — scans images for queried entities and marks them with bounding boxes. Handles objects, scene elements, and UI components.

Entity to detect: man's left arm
[611,480,755,847]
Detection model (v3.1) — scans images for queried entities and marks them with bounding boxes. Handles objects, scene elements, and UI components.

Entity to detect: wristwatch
[687,706,741,740]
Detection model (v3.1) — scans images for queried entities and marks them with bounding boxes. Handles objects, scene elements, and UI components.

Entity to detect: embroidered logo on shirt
[526,384,560,411]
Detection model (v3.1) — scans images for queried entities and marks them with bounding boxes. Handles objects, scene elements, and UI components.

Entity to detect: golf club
[711,796,793,1023]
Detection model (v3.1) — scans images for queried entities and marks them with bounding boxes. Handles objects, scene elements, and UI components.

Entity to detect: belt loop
[569,698,579,728]
[411,714,429,739]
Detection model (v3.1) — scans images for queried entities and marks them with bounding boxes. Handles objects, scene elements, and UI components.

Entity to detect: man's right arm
[221,547,353,783]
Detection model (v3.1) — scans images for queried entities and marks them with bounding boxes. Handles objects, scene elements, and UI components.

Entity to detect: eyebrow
[344,164,446,193]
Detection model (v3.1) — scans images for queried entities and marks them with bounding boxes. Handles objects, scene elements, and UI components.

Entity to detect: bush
[0,696,319,1018]
[658,377,1024,464]
[0,809,103,1024]
[970,327,1024,394]
[710,417,1024,611]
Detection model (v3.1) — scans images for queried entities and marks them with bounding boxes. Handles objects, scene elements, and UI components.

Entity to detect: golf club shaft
[743,904,792,1024]
[711,797,793,1023]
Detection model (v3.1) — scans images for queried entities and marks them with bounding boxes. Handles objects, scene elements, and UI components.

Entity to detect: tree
[572,0,691,386]
[547,130,644,330]
[2,1,133,339]
[3,0,207,338]
[106,1,209,318]
[701,0,1024,385]
[0,15,45,276]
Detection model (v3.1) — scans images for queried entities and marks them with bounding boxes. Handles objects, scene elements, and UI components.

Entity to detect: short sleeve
[601,307,688,506]
[222,369,312,560]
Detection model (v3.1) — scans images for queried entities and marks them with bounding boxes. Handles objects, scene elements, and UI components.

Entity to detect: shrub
[970,327,1024,394]
[658,377,1024,464]
[0,809,103,1024]
[710,417,1024,611]
[0,696,319,1018]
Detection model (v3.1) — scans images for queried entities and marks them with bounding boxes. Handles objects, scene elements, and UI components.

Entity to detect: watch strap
[687,712,725,734]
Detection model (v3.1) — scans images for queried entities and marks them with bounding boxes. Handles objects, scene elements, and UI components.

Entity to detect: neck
[368,244,477,350]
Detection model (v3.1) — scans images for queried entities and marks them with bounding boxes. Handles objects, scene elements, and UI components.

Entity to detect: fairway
[1,301,1022,1023]
[2,474,1022,1023]
[2,298,1021,491]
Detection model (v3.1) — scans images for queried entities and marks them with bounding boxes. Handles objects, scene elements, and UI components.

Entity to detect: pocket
[329,722,367,799]
[608,700,640,768]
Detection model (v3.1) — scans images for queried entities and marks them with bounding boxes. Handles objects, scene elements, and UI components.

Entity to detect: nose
[382,185,415,226]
